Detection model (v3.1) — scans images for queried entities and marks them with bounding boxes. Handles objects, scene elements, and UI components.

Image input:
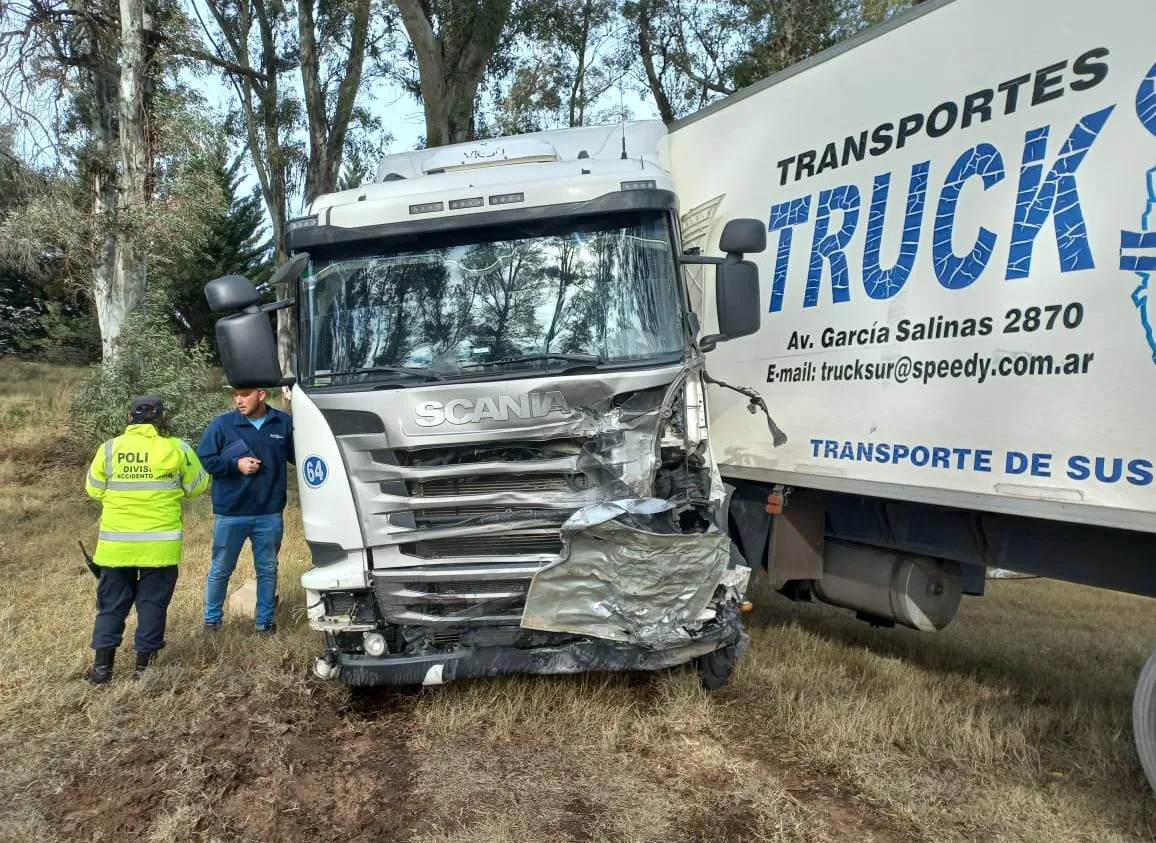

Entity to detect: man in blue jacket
[197,386,295,632]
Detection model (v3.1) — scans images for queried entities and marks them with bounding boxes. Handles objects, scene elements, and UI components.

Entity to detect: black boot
[87,647,115,685]
[132,650,156,680]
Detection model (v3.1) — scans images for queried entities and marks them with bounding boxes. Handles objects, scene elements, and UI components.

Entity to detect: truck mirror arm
[698,334,724,352]
[679,253,727,266]
[259,299,296,315]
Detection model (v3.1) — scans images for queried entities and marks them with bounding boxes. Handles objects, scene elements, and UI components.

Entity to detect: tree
[300,0,371,201]
[488,0,628,134]
[181,0,395,400]
[0,0,220,361]
[0,132,96,359]
[396,0,514,147]
[623,0,716,123]
[185,0,299,263]
[169,140,273,348]
[1,0,121,359]
[624,0,914,124]
[179,0,301,398]
[106,0,159,360]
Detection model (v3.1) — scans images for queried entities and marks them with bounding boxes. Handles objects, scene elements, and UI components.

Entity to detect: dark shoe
[203,621,221,632]
[256,622,277,634]
[132,650,156,680]
[87,647,115,685]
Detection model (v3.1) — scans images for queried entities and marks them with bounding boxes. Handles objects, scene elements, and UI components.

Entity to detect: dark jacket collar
[230,407,284,427]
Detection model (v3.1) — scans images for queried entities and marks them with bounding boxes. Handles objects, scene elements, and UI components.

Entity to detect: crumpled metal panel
[520,498,732,649]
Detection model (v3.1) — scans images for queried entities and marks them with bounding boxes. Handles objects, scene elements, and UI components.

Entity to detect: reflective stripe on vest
[183,469,207,493]
[174,439,206,492]
[88,472,107,489]
[98,529,183,542]
[106,478,182,491]
[104,438,114,479]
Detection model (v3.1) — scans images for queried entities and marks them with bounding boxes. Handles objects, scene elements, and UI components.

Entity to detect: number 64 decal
[302,455,329,489]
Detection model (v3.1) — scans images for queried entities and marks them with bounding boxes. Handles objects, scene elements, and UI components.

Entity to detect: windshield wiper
[328,365,445,382]
[460,353,605,370]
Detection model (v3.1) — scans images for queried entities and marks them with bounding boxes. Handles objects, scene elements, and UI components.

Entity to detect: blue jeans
[204,514,283,627]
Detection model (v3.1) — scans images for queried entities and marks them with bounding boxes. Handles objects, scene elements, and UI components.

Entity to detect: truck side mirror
[205,274,260,313]
[216,311,283,388]
[714,259,760,343]
[695,218,764,351]
[719,218,767,255]
[205,253,311,388]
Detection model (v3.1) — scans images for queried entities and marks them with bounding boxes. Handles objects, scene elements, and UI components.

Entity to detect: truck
[204,0,1156,792]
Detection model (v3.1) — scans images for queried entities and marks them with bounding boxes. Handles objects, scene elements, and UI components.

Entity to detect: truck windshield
[299,209,684,386]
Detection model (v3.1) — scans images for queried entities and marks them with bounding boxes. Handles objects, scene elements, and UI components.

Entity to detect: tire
[696,642,739,691]
[1133,647,1156,794]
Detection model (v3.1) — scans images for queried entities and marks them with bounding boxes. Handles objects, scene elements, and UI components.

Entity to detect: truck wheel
[1133,647,1156,793]
[696,642,739,691]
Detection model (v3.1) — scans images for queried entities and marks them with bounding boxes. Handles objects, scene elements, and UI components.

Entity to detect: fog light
[363,632,387,656]
[312,656,339,680]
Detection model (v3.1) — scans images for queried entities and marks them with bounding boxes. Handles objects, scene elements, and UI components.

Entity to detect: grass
[2,357,1156,842]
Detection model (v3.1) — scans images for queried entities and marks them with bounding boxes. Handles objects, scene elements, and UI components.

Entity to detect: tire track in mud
[51,684,423,843]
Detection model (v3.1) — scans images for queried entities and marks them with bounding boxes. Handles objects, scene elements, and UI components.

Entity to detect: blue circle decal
[1137,63,1156,138]
[302,455,329,489]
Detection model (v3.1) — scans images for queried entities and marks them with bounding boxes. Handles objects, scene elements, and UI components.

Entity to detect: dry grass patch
[727,578,1156,841]
[409,670,908,842]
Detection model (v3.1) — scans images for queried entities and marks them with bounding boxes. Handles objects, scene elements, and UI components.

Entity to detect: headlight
[363,632,387,656]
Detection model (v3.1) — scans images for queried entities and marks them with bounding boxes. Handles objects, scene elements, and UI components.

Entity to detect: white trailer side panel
[669,0,1156,532]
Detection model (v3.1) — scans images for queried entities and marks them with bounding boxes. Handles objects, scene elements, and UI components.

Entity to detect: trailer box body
[670,0,1156,533]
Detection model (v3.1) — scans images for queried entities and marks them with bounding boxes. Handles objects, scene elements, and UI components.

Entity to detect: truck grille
[374,563,544,627]
[383,441,577,627]
[395,440,584,467]
[429,580,529,596]
[313,371,677,641]
[400,532,563,558]
[408,472,589,497]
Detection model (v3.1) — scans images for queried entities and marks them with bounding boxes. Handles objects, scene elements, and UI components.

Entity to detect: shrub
[66,308,231,460]
[30,301,101,364]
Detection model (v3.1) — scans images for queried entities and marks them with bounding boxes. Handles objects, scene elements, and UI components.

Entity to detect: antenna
[619,87,628,160]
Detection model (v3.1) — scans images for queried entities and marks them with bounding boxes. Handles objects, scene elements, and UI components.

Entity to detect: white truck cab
[205,120,774,689]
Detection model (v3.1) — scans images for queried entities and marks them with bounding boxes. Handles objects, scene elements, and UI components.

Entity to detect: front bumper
[321,608,748,687]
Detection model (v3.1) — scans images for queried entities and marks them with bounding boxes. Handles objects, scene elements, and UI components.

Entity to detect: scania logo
[414,390,571,427]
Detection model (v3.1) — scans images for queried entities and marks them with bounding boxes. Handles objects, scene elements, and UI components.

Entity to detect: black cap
[129,395,166,423]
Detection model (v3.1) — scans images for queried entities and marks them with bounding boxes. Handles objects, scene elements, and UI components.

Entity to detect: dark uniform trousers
[91,565,180,653]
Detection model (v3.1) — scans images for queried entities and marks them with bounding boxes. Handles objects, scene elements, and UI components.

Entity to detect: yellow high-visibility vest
[85,424,210,566]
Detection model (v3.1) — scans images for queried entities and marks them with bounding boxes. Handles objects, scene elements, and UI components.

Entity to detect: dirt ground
[43,679,919,843]
[50,686,419,843]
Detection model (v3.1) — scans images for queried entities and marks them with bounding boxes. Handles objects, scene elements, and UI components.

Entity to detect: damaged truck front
[204,122,779,688]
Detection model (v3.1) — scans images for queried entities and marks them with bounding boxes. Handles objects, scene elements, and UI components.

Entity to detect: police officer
[84,396,210,684]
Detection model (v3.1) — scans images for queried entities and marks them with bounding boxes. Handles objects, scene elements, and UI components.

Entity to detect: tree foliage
[168,140,273,350]
[0,0,230,360]
[486,0,629,134]
[622,0,913,124]
[66,293,229,459]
